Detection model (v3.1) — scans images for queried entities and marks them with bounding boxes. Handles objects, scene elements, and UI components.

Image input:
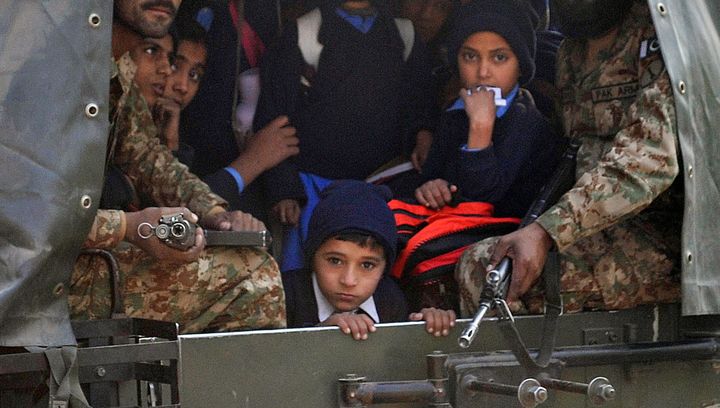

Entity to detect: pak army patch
[591,82,639,103]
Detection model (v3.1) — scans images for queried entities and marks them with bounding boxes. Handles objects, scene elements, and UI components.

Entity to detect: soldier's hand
[415,178,457,209]
[409,307,456,337]
[320,312,376,341]
[487,222,554,301]
[200,210,266,232]
[124,207,205,263]
[152,97,182,151]
[411,129,433,171]
[272,199,301,226]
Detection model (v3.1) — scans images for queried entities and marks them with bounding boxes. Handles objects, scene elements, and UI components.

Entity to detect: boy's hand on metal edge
[409,308,456,337]
[415,178,457,209]
[272,199,301,226]
[320,313,377,341]
[486,222,554,302]
[201,210,266,232]
[124,207,205,263]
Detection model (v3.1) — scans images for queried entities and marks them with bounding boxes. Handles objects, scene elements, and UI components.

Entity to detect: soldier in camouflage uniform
[455,0,682,317]
[68,0,286,333]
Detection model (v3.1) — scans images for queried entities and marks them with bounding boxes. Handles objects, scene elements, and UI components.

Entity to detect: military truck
[1,1,718,407]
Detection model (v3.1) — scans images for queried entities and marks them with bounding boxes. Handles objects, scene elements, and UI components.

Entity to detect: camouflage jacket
[536,2,680,251]
[83,54,227,249]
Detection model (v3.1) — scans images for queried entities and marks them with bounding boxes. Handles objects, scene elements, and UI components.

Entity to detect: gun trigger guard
[496,299,515,322]
[137,222,155,240]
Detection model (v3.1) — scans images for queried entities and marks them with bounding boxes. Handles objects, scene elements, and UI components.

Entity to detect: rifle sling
[497,251,562,373]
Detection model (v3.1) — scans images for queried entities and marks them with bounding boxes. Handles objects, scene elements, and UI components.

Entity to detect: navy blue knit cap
[305,180,397,270]
[448,0,538,85]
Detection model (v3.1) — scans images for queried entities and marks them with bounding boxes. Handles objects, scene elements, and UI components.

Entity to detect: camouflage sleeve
[82,210,126,249]
[537,62,679,251]
[112,71,227,219]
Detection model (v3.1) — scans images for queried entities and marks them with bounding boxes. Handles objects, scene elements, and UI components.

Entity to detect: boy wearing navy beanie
[283,180,456,340]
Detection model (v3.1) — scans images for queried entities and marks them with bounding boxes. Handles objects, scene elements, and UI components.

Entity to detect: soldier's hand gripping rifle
[459,139,581,349]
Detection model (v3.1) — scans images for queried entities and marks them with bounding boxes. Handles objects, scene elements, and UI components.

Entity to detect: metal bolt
[88,13,101,27]
[85,103,99,118]
[657,3,667,15]
[688,165,694,178]
[81,195,92,209]
[518,379,547,408]
[95,366,106,378]
[600,384,616,400]
[588,377,616,404]
[532,386,548,403]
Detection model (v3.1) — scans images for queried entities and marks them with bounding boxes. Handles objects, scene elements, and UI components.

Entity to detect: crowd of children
[99,0,569,338]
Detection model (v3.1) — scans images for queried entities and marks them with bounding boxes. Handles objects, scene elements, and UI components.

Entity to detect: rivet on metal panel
[53,283,65,297]
[85,103,99,118]
[687,252,693,264]
[688,165,694,178]
[678,81,687,94]
[81,195,92,209]
[657,3,667,16]
[94,366,107,378]
[88,13,101,28]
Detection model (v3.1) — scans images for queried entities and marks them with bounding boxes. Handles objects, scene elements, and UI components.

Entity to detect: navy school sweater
[421,89,565,219]
[254,6,435,205]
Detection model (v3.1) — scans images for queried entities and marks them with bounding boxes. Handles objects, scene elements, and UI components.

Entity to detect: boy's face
[457,31,521,96]
[164,40,207,110]
[313,238,386,313]
[130,34,174,107]
[400,0,453,43]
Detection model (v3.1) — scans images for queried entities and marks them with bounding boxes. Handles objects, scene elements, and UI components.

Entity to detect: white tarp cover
[649,0,720,315]
[0,1,111,346]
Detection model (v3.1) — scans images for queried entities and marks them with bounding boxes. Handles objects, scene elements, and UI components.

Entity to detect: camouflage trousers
[69,244,286,333]
[455,219,681,318]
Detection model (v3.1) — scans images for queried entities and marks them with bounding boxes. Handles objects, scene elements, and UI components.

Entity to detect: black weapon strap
[497,251,562,372]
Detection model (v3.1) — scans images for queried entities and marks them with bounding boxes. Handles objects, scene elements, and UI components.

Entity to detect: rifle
[458,139,581,354]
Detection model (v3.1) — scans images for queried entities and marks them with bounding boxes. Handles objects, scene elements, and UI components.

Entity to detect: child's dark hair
[175,18,207,47]
[331,231,386,258]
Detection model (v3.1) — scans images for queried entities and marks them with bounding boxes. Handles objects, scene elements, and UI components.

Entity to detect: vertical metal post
[426,351,450,407]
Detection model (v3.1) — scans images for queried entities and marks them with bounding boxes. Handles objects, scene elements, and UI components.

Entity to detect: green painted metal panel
[178,306,681,407]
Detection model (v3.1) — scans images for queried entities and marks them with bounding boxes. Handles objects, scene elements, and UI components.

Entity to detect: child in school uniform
[282,180,456,340]
[255,0,435,272]
[416,0,564,219]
